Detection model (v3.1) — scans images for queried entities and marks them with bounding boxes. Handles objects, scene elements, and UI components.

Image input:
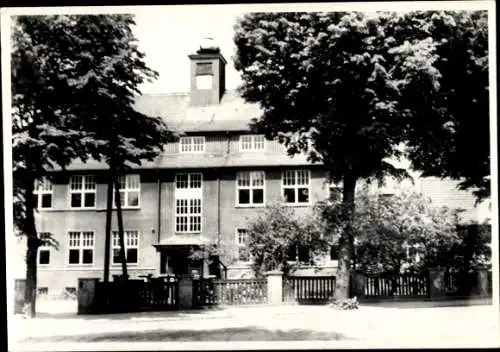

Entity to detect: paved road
[9,302,500,350]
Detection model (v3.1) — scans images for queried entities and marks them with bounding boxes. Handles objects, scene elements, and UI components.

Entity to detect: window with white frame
[113,174,140,208]
[328,182,342,202]
[111,230,139,264]
[236,228,251,262]
[239,135,265,151]
[69,175,96,208]
[195,62,213,90]
[180,136,206,153]
[67,231,94,265]
[236,171,265,206]
[34,178,53,209]
[282,170,310,204]
[38,232,51,265]
[175,173,202,233]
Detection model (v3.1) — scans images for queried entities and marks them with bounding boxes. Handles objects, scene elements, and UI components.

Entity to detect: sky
[132,7,247,94]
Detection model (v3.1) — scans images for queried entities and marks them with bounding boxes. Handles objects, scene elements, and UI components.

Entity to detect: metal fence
[283,276,336,304]
[363,273,429,298]
[193,278,267,307]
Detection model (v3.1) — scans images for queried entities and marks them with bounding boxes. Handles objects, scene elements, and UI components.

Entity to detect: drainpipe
[157,170,161,244]
[217,169,221,248]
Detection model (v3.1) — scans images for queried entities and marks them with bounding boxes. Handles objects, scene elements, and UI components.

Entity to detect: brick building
[12,43,490,295]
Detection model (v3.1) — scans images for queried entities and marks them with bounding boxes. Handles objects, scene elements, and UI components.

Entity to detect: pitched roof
[64,152,316,171]
[133,90,263,133]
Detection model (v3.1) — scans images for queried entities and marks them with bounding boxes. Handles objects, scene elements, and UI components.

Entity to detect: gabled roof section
[133,90,263,133]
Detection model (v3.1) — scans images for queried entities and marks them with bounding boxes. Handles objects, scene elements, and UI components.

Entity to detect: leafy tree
[318,190,461,274]
[318,188,491,277]
[11,14,174,317]
[394,11,490,203]
[245,203,328,277]
[233,11,489,298]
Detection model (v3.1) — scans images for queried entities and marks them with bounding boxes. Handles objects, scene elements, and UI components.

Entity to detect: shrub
[328,296,359,310]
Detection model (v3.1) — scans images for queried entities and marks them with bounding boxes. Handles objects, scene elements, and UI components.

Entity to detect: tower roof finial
[198,36,220,54]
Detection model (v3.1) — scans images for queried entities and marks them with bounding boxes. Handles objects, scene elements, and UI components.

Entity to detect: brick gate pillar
[429,268,447,299]
[77,278,100,314]
[265,271,283,305]
[14,279,26,314]
[350,271,366,299]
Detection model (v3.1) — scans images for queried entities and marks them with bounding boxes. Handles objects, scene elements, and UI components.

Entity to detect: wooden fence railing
[193,278,267,307]
[283,276,336,304]
[364,274,428,298]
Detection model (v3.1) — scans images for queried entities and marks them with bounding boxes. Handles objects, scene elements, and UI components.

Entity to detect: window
[195,63,213,90]
[67,231,94,265]
[196,62,213,75]
[111,230,139,264]
[236,171,265,206]
[113,174,140,208]
[282,170,310,205]
[65,287,77,297]
[69,175,96,208]
[236,229,251,262]
[328,183,342,202]
[239,135,265,151]
[38,287,49,296]
[180,137,205,153]
[38,233,51,265]
[34,178,53,209]
[175,173,203,233]
[330,244,339,261]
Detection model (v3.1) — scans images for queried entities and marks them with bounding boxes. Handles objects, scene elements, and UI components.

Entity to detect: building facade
[13,44,491,295]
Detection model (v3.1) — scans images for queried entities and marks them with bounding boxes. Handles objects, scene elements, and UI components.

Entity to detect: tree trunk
[336,172,357,300]
[24,177,39,318]
[113,175,128,281]
[103,170,114,283]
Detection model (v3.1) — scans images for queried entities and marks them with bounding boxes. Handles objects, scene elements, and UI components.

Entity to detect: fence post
[77,278,100,314]
[476,270,489,297]
[178,275,194,310]
[350,271,365,299]
[265,271,283,305]
[428,268,446,299]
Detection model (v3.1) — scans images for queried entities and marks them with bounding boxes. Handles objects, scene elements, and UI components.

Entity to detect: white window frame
[179,136,206,153]
[235,171,266,207]
[111,230,140,265]
[69,175,96,209]
[67,231,94,266]
[34,178,53,209]
[174,173,203,233]
[38,232,51,266]
[282,169,311,205]
[239,135,266,152]
[113,174,141,209]
[235,228,251,262]
[327,181,342,202]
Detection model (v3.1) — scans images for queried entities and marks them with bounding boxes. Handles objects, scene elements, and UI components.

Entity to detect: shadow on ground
[20,327,349,342]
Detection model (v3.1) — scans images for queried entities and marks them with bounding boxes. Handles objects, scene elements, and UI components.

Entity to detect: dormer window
[239,135,265,152]
[180,136,205,153]
[195,62,213,90]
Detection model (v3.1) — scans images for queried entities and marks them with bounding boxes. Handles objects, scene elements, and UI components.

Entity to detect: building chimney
[188,37,227,107]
